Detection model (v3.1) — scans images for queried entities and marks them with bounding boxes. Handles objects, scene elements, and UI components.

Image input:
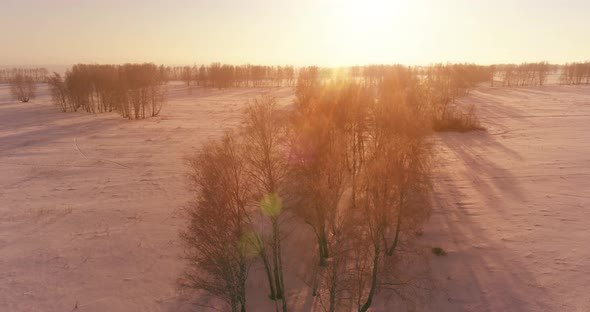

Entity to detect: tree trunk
[317,227,329,266]
[275,217,287,312]
[260,248,277,299]
[359,244,380,312]
[386,190,404,256]
[271,218,284,301]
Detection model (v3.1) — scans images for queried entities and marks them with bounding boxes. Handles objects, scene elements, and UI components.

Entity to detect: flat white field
[0,84,294,312]
[424,85,590,312]
[0,83,589,311]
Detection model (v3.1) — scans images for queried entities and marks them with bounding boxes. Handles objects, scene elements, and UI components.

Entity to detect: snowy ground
[0,83,589,311]
[423,85,590,311]
[0,84,295,312]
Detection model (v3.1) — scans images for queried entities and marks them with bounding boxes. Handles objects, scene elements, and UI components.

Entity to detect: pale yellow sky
[1,0,589,66]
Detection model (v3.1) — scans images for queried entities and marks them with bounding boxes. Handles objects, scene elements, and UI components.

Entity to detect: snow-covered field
[0,83,589,311]
[424,85,590,311]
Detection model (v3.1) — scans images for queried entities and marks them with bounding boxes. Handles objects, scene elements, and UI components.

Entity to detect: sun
[327,0,412,32]
[321,0,417,65]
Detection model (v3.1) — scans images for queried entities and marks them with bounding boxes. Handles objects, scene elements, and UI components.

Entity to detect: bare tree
[289,82,360,266]
[343,73,433,312]
[312,212,359,312]
[295,66,321,113]
[290,75,435,311]
[181,132,253,312]
[47,73,69,112]
[242,96,289,311]
[181,66,193,88]
[489,65,496,87]
[9,73,36,103]
[537,61,550,86]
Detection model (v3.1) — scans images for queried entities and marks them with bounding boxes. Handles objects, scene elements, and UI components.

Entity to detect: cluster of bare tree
[182,96,290,312]
[422,64,488,131]
[495,62,551,87]
[424,64,490,98]
[164,64,297,88]
[560,62,590,85]
[47,63,165,119]
[0,67,48,83]
[9,73,37,103]
[346,65,416,87]
[182,65,435,311]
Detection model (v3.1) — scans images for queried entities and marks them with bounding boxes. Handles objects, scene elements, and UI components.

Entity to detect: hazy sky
[1,0,589,66]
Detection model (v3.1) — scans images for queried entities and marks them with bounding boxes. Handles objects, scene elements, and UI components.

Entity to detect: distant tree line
[47,63,165,119]
[560,62,590,85]
[495,62,551,87]
[333,63,490,91]
[0,67,48,83]
[163,64,297,88]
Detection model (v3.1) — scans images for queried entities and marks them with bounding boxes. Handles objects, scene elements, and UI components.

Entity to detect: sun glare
[321,0,417,65]
[337,0,409,27]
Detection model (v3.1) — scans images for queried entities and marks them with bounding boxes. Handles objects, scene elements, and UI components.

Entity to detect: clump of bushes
[433,105,485,133]
[47,63,166,119]
[9,73,37,103]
